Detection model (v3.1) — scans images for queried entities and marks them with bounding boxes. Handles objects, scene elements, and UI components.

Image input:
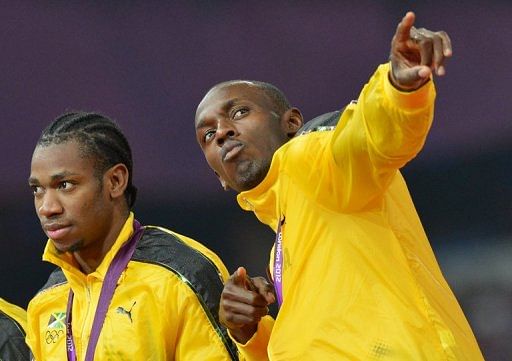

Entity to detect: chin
[52,239,83,254]
[234,176,265,192]
[236,164,269,191]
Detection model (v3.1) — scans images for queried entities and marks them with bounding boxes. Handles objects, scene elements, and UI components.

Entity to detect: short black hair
[37,111,137,208]
[213,80,291,116]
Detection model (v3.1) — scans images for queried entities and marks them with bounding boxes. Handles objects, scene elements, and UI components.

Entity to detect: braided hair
[37,111,137,208]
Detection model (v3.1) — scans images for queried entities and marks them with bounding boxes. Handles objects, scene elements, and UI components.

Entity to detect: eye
[203,129,216,143]
[232,107,248,120]
[30,185,43,196]
[58,181,74,191]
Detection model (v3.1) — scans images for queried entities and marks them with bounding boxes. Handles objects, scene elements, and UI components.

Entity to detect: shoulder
[277,108,347,166]
[283,107,349,154]
[134,226,227,278]
[0,311,25,338]
[0,298,26,332]
[0,301,29,360]
[133,226,228,300]
[35,267,67,296]
[0,315,30,360]
[28,268,68,317]
[133,226,238,360]
[296,107,350,136]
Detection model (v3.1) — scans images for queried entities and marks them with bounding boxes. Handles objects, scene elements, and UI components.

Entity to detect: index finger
[438,30,453,57]
[251,277,276,304]
[395,11,416,42]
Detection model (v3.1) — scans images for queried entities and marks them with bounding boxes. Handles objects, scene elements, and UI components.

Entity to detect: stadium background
[0,1,510,359]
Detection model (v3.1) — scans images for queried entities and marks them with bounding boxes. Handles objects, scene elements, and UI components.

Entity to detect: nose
[37,191,63,218]
[215,119,236,146]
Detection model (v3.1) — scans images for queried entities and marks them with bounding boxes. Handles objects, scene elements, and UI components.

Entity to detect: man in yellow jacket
[26,112,250,360]
[0,298,30,360]
[194,12,484,360]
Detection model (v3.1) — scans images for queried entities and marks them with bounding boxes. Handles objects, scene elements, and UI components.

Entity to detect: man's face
[29,140,115,254]
[195,83,288,192]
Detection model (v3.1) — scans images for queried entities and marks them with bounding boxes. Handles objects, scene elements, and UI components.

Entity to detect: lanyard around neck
[273,217,285,306]
[65,219,143,361]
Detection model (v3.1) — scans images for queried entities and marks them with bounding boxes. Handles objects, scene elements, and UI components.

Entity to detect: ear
[214,171,230,191]
[281,107,304,138]
[105,163,129,200]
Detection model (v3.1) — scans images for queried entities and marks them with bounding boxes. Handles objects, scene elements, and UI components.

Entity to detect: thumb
[393,65,431,89]
[232,266,248,288]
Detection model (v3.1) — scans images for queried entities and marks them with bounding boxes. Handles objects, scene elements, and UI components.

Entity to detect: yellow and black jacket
[235,63,484,360]
[26,213,239,360]
[0,297,30,360]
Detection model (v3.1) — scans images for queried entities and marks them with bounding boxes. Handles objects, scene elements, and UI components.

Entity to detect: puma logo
[116,301,136,323]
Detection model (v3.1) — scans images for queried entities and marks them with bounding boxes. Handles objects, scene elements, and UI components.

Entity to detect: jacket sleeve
[172,288,240,361]
[328,62,436,210]
[229,315,274,361]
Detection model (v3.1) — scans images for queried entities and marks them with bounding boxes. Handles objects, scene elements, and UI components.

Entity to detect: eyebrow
[28,171,78,185]
[195,98,240,129]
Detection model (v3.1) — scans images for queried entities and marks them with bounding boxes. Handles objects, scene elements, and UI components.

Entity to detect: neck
[74,252,97,274]
[72,210,130,274]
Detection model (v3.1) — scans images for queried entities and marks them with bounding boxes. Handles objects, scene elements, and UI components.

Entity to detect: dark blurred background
[0,1,510,359]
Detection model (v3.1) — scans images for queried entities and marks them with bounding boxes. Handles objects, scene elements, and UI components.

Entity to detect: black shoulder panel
[0,312,30,360]
[297,108,346,135]
[132,226,239,360]
[39,267,67,293]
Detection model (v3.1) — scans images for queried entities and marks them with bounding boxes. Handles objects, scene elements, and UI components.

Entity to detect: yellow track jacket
[235,64,484,360]
[0,297,30,360]
[26,213,240,360]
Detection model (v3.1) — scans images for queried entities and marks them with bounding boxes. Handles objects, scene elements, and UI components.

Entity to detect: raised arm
[326,11,452,211]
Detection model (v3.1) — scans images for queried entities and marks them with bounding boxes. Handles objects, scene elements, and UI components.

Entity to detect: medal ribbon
[273,217,285,306]
[66,219,143,361]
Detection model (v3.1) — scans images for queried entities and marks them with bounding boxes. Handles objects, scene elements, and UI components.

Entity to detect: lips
[43,223,72,240]
[221,141,244,162]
